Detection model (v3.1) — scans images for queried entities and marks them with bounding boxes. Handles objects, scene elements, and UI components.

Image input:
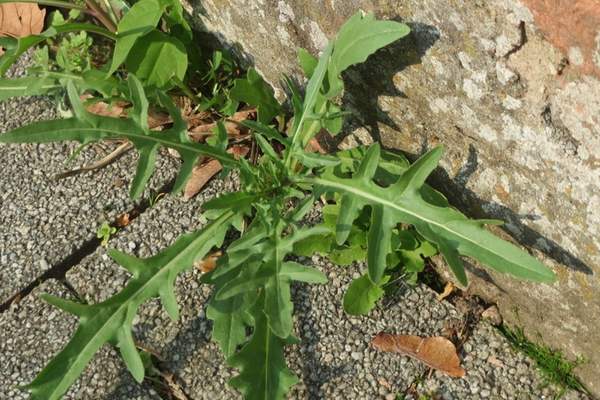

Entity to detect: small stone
[481,305,502,326]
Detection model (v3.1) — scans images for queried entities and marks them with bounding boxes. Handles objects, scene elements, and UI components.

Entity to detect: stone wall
[184,0,600,395]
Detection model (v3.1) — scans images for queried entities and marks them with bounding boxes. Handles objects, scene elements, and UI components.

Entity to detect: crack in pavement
[0,178,176,313]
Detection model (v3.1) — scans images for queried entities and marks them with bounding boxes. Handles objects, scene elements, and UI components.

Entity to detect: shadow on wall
[339,21,593,279]
[340,22,441,142]
[429,144,594,277]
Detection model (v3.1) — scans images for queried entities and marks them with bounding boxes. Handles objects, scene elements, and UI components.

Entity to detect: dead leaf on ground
[115,213,130,228]
[183,145,249,200]
[183,159,222,200]
[436,281,454,301]
[481,305,502,326]
[83,96,127,118]
[0,2,45,55]
[487,355,504,368]
[188,108,256,142]
[372,332,465,378]
[195,251,222,273]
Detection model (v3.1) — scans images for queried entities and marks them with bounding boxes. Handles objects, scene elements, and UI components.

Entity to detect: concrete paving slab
[0,279,160,399]
[0,137,180,303]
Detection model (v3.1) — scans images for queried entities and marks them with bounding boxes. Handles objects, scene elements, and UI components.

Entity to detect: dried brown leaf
[188,108,255,142]
[195,251,222,274]
[0,2,45,38]
[436,281,454,301]
[115,213,130,228]
[183,159,222,200]
[183,145,249,200]
[84,97,127,118]
[372,333,465,377]
[0,2,45,55]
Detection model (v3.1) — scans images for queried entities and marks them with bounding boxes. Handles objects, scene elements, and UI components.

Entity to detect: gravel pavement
[0,280,160,399]
[0,55,182,303]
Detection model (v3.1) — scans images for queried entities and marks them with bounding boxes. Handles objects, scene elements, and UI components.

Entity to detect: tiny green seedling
[96,221,116,246]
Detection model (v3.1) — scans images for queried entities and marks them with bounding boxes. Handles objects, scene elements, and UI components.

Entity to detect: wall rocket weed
[0,7,555,400]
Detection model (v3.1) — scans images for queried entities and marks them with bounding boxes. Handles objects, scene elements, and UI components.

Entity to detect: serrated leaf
[343,274,388,315]
[228,295,298,400]
[24,212,234,400]
[108,0,165,75]
[230,68,280,124]
[310,144,556,284]
[206,295,248,358]
[126,30,188,88]
[0,78,234,199]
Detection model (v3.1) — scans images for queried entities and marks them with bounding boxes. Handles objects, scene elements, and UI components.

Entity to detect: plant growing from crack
[0,4,556,399]
[96,221,116,246]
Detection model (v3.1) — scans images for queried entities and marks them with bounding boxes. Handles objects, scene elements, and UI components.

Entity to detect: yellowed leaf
[372,333,465,377]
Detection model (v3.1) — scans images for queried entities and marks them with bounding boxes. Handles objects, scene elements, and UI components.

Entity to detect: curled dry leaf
[481,305,503,326]
[372,332,465,378]
[115,213,130,228]
[0,2,45,55]
[183,145,249,200]
[195,251,222,274]
[83,97,127,118]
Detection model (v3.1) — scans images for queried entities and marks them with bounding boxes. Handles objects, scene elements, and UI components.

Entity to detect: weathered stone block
[184,0,600,395]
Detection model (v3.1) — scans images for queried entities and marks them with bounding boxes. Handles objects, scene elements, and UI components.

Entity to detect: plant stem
[85,0,117,32]
[173,77,202,104]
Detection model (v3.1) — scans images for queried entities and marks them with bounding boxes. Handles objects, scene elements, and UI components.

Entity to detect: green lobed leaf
[125,30,188,88]
[24,211,234,400]
[309,144,557,285]
[0,76,59,101]
[0,78,234,199]
[343,274,388,315]
[228,294,299,400]
[326,11,410,98]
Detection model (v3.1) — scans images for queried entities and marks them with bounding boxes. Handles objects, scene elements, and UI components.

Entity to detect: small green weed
[96,221,116,246]
[499,325,587,397]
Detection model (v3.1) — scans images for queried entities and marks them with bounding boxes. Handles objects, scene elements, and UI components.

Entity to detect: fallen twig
[54,142,133,180]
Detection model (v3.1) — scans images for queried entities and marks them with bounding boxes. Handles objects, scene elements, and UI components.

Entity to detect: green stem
[172,77,202,104]
[85,0,117,32]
